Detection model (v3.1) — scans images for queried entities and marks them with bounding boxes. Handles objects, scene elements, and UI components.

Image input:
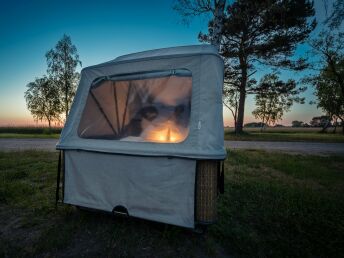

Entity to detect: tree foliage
[24,77,61,128]
[314,72,344,123]
[307,31,344,132]
[173,0,226,50]
[252,74,305,130]
[198,0,316,133]
[222,61,256,127]
[46,34,81,119]
[324,0,344,29]
[292,120,304,127]
[174,0,315,133]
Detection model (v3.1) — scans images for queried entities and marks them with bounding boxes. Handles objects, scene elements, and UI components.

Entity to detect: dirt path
[1,138,344,155]
[225,140,344,155]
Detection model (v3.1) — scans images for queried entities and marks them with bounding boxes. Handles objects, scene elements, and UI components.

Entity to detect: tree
[292,120,304,127]
[252,74,305,131]
[307,31,344,133]
[199,0,316,133]
[24,77,61,128]
[312,65,344,133]
[173,0,226,51]
[222,61,256,128]
[309,31,344,101]
[310,116,331,127]
[244,122,267,128]
[46,34,81,119]
[324,0,344,29]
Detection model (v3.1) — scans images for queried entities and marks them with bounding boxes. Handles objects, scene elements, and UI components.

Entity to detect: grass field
[0,127,61,139]
[225,127,344,143]
[0,126,62,134]
[0,133,60,139]
[1,150,343,257]
[1,126,344,143]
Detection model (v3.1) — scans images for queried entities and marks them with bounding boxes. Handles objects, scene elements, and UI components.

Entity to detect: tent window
[78,69,192,143]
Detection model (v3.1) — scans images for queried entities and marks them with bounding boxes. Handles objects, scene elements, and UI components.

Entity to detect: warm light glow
[144,122,186,143]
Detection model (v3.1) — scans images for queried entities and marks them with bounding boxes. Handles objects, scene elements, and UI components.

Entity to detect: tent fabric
[112,44,220,63]
[64,150,196,228]
[57,44,226,160]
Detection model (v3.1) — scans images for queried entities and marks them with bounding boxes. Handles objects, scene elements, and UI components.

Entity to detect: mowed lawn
[225,127,344,143]
[0,150,343,257]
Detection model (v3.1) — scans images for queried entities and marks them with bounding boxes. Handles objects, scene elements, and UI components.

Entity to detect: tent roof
[114,44,219,62]
[87,45,221,69]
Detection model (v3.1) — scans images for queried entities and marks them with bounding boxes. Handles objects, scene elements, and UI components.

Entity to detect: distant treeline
[0,127,62,134]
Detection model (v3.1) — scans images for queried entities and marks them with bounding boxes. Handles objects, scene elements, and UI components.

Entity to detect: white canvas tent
[56,45,226,229]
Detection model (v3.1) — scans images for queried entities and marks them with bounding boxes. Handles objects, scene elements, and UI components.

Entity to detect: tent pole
[55,150,62,208]
[120,82,132,134]
[113,82,121,135]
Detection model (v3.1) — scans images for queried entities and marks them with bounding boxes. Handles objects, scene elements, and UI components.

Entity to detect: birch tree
[25,77,61,128]
[46,34,81,119]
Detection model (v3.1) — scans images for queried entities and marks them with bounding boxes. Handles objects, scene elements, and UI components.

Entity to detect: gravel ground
[1,138,344,155]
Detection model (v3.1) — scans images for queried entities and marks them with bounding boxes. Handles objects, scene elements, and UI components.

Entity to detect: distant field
[0,150,343,257]
[225,127,344,143]
[0,133,60,139]
[1,126,344,143]
[226,126,344,133]
[0,127,61,139]
[0,126,62,134]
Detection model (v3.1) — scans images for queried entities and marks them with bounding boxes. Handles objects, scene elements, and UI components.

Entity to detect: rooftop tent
[56,45,226,229]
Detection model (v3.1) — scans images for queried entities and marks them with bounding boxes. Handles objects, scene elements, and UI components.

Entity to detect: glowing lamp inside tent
[144,122,186,143]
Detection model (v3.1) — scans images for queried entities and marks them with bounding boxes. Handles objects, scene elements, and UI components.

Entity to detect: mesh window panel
[78,70,192,143]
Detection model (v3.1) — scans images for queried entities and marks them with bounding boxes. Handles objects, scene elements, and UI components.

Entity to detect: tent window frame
[77,69,193,144]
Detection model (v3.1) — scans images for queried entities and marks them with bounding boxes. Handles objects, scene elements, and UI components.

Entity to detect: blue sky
[0,0,333,126]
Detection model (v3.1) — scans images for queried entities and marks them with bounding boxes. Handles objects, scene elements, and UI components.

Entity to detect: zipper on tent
[91,69,191,88]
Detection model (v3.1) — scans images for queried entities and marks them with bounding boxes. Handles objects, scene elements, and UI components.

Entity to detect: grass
[1,126,344,142]
[0,133,60,139]
[0,126,62,134]
[1,150,343,257]
[0,127,61,139]
[225,127,344,143]
[213,150,344,257]
[2,126,344,142]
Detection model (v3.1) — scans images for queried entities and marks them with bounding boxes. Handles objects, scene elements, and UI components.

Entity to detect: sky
[0,0,335,127]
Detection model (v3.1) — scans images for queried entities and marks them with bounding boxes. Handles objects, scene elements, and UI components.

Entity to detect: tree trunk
[321,118,331,133]
[64,45,69,120]
[260,122,264,132]
[235,86,246,133]
[333,118,338,133]
[65,80,68,119]
[211,0,226,51]
[235,54,247,134]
